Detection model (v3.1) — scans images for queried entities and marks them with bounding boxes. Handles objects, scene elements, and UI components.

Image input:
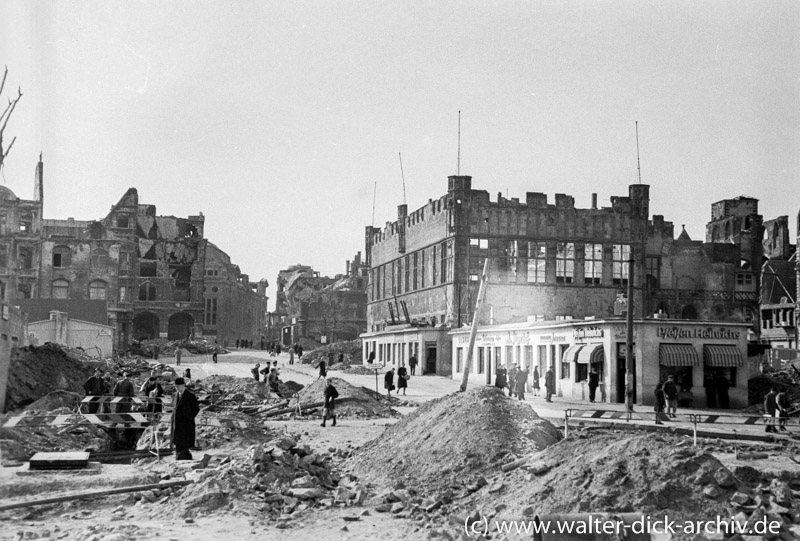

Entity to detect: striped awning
[576,343,604,364]
[703,345,744,367]
[659,344,699,366]
[562,345,584,364]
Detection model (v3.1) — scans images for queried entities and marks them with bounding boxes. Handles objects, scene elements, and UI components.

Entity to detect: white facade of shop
[450,318,754,409]
[361,325,452,375]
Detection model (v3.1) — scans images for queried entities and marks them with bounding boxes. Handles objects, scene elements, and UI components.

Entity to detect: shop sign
[574,328,604,340]
[657,327,740,340]
[539,334,567,343]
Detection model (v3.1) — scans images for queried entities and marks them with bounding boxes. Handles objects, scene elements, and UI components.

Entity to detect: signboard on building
[657,327,741,340]
[573,328,604,341]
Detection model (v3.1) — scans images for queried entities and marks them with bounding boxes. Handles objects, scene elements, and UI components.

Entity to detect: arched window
[52,246,71,268]
[138,282,157,301]
[52,279,70,299]
[89,280,108,300]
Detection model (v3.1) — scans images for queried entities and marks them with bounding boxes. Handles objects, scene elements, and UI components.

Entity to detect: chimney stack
[591,193,597,209]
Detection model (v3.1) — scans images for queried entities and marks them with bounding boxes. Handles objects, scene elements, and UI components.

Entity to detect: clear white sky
[1,1,798,308]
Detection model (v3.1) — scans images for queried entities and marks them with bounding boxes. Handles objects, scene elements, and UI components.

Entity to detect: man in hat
[112,372,135,413]
[83,368,107,414]
[663,374,679,417]
[172,377,199,460]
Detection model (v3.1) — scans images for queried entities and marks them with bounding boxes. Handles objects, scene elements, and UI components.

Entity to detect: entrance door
[425,343,437,374]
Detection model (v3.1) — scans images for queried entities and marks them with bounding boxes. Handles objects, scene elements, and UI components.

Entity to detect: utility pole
[625,256,635,412]
[459,259,489,392]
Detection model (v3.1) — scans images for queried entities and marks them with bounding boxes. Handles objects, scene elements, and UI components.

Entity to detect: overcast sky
[1,1,798,307]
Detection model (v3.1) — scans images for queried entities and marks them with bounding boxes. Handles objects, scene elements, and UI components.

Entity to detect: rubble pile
[347,386,561,492]
[301,340,362,367]
[291,377,398,419]
[4,343,98,412]
[342,364,382,375]
[144,432,369,523]
[23,390,83,412]
[136,409,269,451]
[128,338,229,358]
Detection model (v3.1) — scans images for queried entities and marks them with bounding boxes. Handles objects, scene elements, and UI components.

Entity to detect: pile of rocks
[720,477,800,537]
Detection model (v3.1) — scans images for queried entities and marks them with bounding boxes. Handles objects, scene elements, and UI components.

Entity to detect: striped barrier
[564,408,797,445]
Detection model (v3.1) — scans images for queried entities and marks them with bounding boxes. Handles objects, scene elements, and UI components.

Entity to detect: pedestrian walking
[544,366,555,402]
[289,348,294,365]
[321,379,339,427]
[172,377,199,460]
[212,340,219,364]
[317,360,327,379]
[654,382,669,425]
[175,347,182,366]
[251,363,261,382]
[83,368,107,414]
[532,366,540,397]
[663,375,678,417]
[409,355,418,376]
[397,363,408,396]
[384,368,395,397]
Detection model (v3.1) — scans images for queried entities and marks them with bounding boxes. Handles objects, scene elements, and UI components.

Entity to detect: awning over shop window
[561,345,584,364]
[659,344,699,366]
[576,343,604,364]
[703,345,744,367]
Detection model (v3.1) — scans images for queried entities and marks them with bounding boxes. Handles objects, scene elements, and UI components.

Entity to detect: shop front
[450,319,754,409]
[360,325,452,376]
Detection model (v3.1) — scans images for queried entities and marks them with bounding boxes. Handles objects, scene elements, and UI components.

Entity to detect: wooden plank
[29,451,90,470]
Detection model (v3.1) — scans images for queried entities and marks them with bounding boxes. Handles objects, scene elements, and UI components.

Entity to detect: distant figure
[152,345,160,361]
[175,347,183,366]
[268,368,280,394]
[83,368,108,414]
[495,366,507,391]
[515,366,529,400]
[508,364,519,398]
[397,363,408,396]
[544,367,555,403]
[317,360,327,380]
[408,355,418,376]
[654,382,668,425]
[532,367,540,397]
[715,372,731,409]
[704,373,717,409]
[777,389,790,431]
[296,344,303,361]
[183,368,191,380]
[275,344,281,355]
[172,377,199,460]
[384,368,395,397]
[764,387,779,433]
[663,375,678,417]
[588,368,599,403]
[321,379,339,427]
[251,363,261,382]
[212,341,218,364]
[288,348,295,365]
[112,372,135,413]
[367,350,376,364]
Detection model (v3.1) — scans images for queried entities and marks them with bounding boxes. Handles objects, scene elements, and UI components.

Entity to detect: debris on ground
[302,340,362,367]
[347,386,561,492]
[0,406,111,459]
[289,377,398,419]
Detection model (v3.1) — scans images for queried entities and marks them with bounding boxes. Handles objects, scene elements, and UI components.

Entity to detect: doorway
[616,343,637,403]
[425,343,437,374]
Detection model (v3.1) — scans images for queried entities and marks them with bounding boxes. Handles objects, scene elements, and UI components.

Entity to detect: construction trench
[1,343,800,540]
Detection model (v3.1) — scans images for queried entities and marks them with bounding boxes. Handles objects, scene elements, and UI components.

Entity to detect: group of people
[383,363,409,397]
[703,372,732,409]
[493,364,557,402]
[764,387,791,433]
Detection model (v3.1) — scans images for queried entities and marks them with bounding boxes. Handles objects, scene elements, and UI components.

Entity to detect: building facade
[450,318,753,409]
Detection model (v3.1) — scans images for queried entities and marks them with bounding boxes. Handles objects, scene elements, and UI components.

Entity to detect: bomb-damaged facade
[362,175,763,382]
[0,158,268,349]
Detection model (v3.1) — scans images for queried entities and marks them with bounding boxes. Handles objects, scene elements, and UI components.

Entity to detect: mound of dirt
[0,406,110,458]
[5,344,97,412]
[24,390,83,412]
[479,431,743,526]
[292,377,397,419]
[347,386,561,492]
[195,375,275,401]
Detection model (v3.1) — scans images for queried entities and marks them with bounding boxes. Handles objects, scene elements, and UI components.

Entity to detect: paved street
[166,349,796,442]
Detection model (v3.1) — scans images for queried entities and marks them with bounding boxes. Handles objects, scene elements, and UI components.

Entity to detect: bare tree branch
[0,66,23,172]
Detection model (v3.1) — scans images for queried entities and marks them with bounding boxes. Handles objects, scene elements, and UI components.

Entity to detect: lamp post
[626,257,635,413]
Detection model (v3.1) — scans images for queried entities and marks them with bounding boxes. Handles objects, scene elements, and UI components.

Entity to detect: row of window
[371,240,454,301]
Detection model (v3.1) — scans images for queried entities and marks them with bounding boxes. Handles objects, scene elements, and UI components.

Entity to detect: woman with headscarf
[384,367,395,397]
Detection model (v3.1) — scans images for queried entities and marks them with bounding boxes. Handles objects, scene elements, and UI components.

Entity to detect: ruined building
[361,176,768,375]
[270,254,368,346]
[759,215,797,351]
[0,158,268,349]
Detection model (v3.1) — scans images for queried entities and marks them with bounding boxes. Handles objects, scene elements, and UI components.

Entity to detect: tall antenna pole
[635,121,642,185]
[371,181,377,227]
[398,152,407,205]
[457,110,461,175]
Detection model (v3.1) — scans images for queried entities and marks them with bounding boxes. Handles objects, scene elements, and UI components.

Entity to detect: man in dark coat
[112,372,135,413]
[322,379,339,427]
[515,367,529,400]
[495,366,507,391]
[715,372,731,409]
[83,368,107,414]
[251,363,261,382]
[384,368,395,397]
[409,355,418,376]
[588,368,600,403]
[545,367,555,402]
[663,375,679,417]
[397,362,408,396]
[317,360,327,380]
[172,377,200,460]
[764,387,779,433]
[703,373,717,409]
